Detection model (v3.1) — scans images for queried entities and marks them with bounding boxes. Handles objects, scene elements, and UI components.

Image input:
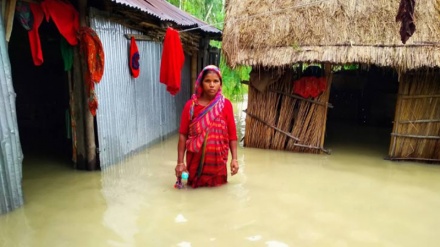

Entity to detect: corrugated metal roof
[112,0,222,35]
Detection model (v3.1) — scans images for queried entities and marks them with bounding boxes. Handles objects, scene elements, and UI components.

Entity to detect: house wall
[0,13,23,215]
[90,14,191,169]
[389,70,440,162]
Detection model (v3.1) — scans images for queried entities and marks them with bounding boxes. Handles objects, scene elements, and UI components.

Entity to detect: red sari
[179,99,237,188]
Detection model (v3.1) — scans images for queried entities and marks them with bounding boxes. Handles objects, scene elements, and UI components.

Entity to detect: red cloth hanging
[160,27,185,96]
[129,36,140,78]
[28,3,44,66]
[79,27,105,116]
[41,0,79,46]
[293,76,327,98]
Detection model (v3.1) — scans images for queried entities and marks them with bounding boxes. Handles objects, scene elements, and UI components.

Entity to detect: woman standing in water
[175,65,238,188]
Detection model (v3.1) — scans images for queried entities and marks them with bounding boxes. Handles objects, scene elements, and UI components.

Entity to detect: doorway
[8,18,71,162]
[325,66,399,156]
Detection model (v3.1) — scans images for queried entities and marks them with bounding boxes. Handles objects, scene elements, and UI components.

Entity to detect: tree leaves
[166,0,250,100]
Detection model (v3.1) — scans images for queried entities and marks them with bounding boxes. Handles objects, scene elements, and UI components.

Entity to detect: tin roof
[112,0,222,35]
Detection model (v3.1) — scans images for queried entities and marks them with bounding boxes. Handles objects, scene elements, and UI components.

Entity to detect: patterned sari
[185,65,230,187]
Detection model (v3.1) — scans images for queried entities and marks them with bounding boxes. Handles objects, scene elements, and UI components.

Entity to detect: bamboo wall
[244,67,331,154]
[389,70,440,162]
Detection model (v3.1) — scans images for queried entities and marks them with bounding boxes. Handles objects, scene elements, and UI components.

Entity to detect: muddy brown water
[1,101,440,247]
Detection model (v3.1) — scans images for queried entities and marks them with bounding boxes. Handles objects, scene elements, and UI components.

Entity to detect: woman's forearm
[229,140,238,160]
[177,134,187,163]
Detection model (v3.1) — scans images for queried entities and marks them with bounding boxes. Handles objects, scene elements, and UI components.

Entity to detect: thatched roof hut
[223,0,440,72]
[222,0,440,163]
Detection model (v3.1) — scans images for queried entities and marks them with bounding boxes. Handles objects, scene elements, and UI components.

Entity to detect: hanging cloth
[160,27,185,96]
[15,1,33,31]
[28,3,44,66]
[79,27,105,116]
[396,0,416,44]
[129,36,140,78]
[292,76,327,98]
[41,0,79,46]
[60,37,73,71]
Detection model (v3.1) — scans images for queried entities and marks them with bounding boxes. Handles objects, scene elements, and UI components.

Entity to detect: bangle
[177,162,185,166]
[231,159,237,161]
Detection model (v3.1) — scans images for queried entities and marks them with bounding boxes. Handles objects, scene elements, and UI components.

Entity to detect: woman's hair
[201,69,222,85]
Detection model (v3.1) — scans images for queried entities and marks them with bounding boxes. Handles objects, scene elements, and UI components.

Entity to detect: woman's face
[201,71,221,98]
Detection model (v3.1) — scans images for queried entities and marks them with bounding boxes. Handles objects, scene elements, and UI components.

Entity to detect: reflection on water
[1,99,440,246]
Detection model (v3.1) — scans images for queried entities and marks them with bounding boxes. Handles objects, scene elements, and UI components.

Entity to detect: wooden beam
[245,110,331,154]
[269,89,334,108]
[124,34,154,41]
[245,110,300,141]
[5,0,17,42]
[397,119,440,124]
[400,94,440,99]
[391,133,440,139]
[387,157,440,163]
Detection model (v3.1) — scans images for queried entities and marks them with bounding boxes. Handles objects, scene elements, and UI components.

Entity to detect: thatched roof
[222,0,440,71]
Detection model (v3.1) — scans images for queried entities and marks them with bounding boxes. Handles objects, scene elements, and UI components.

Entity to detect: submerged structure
[222,0,439,162]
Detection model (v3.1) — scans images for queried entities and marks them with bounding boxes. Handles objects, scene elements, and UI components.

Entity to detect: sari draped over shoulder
[184,65,231,188]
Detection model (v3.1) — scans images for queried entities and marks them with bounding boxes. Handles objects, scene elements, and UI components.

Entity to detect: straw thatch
[389,69,440,162]
[222,0,440,71]
[244,66,332,154]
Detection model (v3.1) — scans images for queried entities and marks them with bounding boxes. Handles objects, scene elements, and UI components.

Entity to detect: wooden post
[191,51,197,94]
[389,72,404,158]
[78,0,97,170]
[4,0,16,42]
[319,63,333,153]
[72,46,87,169]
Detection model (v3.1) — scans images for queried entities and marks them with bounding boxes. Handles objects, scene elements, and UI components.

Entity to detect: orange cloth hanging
[79,27,105,116]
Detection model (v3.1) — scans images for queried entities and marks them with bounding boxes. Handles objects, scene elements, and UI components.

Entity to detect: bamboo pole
[398,119,440,124]
[245,110,330,153]
[319,63,333,154]
[271,71,295,149]
[390,133,440,139]
[269,89,334,108]
[400,94,440,99]
[388,157,440,162]
[245,109,300,141]
[389,72,404,158]
[417,94,438,156]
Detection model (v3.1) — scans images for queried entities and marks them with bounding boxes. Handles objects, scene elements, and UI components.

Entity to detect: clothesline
[179,0,330,33]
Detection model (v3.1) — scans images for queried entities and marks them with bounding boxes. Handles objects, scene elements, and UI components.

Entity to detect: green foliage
[332,64,360,72]
[166,0,250,101]
[219,57,250,101]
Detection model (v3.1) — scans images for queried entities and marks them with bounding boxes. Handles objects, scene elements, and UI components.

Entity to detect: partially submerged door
[389,71,440,162]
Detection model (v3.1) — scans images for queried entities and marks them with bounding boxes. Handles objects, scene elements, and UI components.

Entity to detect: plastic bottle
[174,171,189,189]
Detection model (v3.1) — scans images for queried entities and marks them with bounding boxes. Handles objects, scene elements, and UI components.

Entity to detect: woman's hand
[175,163,187,177]
[230,159,239,176]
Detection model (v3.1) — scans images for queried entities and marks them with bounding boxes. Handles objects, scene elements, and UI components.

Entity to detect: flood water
[2,101,440,247]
